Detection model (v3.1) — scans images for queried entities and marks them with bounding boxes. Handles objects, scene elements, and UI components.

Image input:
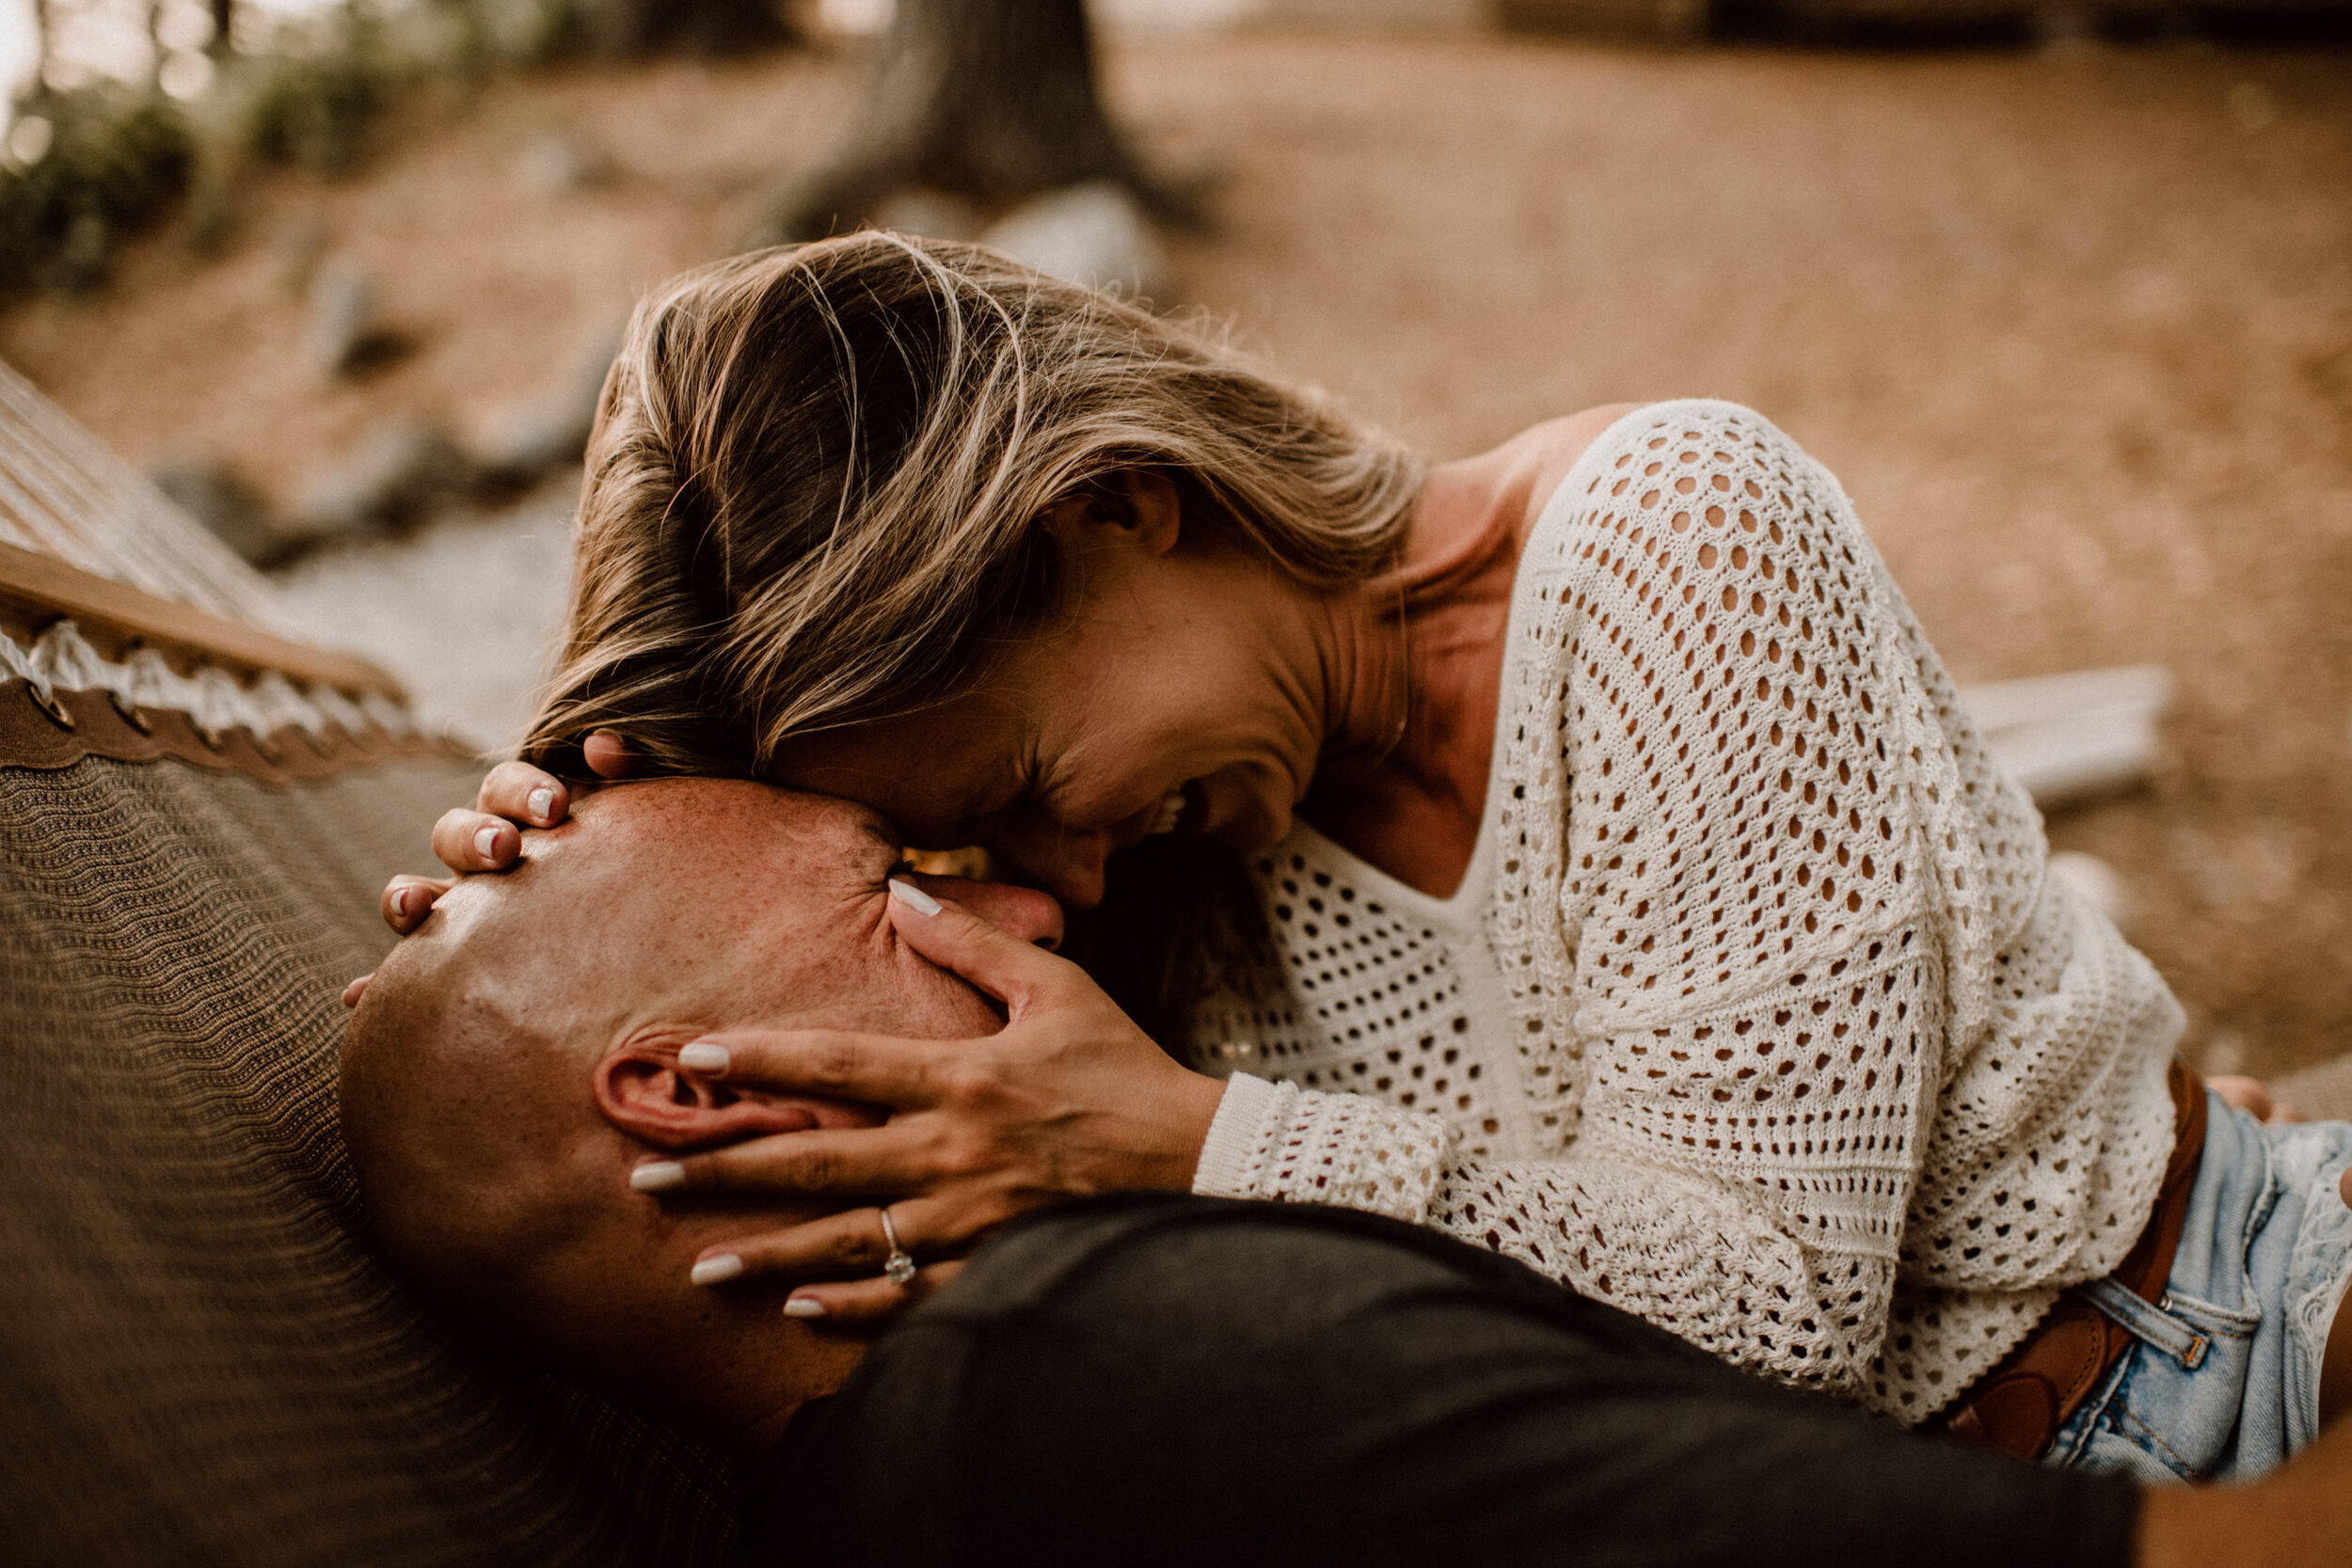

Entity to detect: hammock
[0,360,735,1566]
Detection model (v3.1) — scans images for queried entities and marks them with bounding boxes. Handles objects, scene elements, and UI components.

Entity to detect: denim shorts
[2045,1095,2352,1483]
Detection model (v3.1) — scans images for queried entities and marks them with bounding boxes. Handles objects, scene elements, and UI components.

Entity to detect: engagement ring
[878,1205,917,1286]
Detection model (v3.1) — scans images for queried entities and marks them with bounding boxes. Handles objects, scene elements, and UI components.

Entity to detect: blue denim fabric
[2046,1095,2352,1483]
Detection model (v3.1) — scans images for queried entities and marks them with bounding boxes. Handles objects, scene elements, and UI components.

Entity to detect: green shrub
[0,87,194,293]
[225,35,399,177]
[0,0,792,297]
[0,3,411,293]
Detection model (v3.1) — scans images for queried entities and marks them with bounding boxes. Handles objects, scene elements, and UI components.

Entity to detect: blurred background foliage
[0,0,797,294]
[0,83,187,291]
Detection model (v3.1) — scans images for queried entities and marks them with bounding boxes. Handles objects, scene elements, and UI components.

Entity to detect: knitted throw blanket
[1192,401,2184,1421]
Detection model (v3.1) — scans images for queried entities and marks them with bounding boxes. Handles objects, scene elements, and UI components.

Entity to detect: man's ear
[1040,470,1182,559]
[594,1049,818,1151]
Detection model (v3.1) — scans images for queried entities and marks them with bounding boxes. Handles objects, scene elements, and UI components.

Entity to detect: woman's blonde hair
[521,231,1426,779]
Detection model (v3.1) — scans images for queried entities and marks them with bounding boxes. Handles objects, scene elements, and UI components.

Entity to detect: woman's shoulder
[1422,401,1826,593]
[1485,400,1819,542]
[1484,404,1646,534]
[1499,395,1895,696]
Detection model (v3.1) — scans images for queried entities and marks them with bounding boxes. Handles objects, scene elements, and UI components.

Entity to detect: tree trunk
[574,0,797,58]
[754,0,1182,245]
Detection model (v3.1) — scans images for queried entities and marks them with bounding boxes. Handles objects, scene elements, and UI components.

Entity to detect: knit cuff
[1192,1072,1290,1200]
[1193,1073,1450,1226]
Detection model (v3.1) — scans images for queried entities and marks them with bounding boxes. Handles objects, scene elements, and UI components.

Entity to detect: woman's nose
[985,825,1111,911]
[903,874,1067,950]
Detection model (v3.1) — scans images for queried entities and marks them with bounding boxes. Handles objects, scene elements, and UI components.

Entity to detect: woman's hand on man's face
[631,883,1231,1323]
[379,735,635,934]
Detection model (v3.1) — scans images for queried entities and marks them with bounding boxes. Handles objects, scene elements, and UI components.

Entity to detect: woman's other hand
[380,731,635,933]
[637,883,1230,1322]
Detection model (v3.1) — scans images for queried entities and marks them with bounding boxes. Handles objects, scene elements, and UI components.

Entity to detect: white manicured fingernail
[475,825,501,860]
[629,1161,685,1193]
[691,1254,743,1286]
[678,1040,729,1072]
[392,888,414,920]
[783,1296,827,1319]
[888,879,941,916]
[527,786,555,822]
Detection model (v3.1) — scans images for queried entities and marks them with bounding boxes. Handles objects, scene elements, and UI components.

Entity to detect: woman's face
[778,496,1334,911]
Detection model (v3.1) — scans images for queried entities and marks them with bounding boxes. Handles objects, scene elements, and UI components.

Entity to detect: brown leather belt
[1937,1059,2208,1460]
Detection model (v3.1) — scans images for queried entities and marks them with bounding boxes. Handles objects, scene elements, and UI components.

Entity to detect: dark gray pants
[747,1196,2136,1568]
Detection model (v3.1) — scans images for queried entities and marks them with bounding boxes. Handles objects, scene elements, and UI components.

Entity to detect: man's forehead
[575,780,896,868]
[423,784,887,956]
[404,781,993,1051]
[570,786,984,1035]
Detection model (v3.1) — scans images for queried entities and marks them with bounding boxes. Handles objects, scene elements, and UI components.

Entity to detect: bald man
[342,776,1071,1436]
[341,780,2352,1568]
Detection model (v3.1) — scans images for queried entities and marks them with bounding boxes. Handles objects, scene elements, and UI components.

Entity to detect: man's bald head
[340,779,1009,1434]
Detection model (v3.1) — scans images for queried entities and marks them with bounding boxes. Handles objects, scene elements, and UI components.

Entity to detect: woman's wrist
[1153,1068,1236,1191]
[1186,1072,1288,1198]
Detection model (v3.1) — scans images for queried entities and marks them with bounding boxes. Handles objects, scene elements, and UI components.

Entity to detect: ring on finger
[877,1204,917,1286]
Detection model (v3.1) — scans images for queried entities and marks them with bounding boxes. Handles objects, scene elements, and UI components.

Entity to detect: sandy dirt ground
[2,30,2348,1076]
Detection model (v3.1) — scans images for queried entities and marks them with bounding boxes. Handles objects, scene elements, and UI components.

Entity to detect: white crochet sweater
[1189,401,2184,1422]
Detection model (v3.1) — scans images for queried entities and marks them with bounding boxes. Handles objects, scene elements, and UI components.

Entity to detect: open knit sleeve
[1198,403,1983,1398]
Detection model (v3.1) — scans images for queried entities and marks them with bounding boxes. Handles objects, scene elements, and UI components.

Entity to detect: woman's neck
[1302,445,1550,899]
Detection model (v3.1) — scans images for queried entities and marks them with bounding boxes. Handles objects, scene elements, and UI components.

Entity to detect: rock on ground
[274,477,580,754]
[151,459,292,568]
[979,183,1173,301]
[302,257,400,380]
[469,314,629,489]
[295,418,476,539]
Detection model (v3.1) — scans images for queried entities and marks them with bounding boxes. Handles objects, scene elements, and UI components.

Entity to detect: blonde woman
[391,233,2352,1481]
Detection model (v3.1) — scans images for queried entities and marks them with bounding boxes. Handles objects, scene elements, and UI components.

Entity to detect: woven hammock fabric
[0,360,316,641]
[0,751,739,1566]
